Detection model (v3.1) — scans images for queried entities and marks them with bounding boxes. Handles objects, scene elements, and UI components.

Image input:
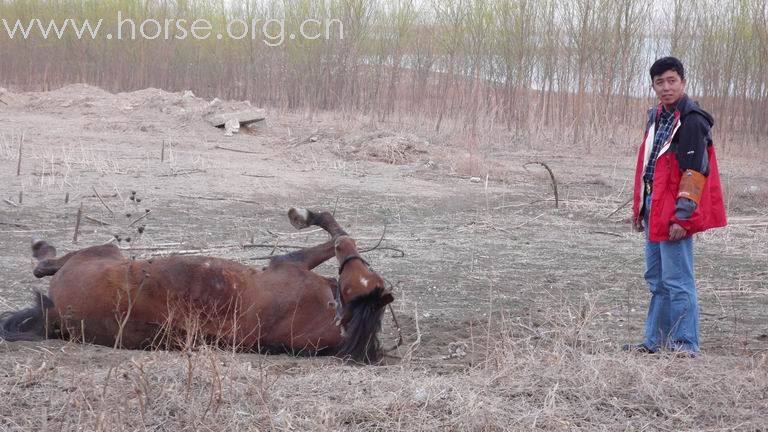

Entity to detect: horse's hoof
[31,238,49,255]
[31,238,56,260]
[288,207,312,229]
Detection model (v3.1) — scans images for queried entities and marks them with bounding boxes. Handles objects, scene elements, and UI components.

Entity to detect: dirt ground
[1,85,767,430]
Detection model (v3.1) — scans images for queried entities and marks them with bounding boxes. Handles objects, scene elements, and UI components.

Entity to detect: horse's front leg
[288,208,348,239]
[268,207,349,271]
[268,240,336,271]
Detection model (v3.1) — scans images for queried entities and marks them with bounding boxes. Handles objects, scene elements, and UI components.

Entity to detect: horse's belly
[253,271,342,350]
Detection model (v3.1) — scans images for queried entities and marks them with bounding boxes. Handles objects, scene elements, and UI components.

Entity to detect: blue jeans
[642,195,699,353]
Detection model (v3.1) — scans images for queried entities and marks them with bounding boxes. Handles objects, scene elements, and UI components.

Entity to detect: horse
[0,208,394,364]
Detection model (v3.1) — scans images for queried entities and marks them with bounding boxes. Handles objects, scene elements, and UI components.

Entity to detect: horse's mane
[336,287,388,364]
[0,291,54,341]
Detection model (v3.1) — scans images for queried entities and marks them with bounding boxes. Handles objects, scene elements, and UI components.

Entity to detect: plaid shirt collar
[657,103,677,122]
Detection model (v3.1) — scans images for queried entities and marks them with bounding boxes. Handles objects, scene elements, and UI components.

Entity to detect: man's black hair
[650,57,685,81]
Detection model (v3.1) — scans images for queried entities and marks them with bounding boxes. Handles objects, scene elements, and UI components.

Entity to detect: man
[625,57,727,356]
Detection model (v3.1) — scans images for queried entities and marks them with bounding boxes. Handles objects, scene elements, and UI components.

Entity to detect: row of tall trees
[1,0,766,151]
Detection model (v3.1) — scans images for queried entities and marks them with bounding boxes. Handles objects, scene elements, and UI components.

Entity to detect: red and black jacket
[632,94,727,242]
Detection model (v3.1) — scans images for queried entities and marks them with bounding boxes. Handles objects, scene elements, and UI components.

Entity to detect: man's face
[652,69,686,107]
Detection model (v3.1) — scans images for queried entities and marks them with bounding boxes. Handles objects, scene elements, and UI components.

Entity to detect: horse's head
[335,235,393,307]
[334,235,393,364]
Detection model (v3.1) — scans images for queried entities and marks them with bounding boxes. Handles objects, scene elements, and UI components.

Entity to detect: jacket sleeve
[676,113,711,175]
[674,113,711,220]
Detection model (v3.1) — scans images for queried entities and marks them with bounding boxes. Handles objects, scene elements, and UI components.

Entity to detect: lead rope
[383,278,403,353]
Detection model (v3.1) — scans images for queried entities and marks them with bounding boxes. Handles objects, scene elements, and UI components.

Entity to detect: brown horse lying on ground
[0,208,394,364]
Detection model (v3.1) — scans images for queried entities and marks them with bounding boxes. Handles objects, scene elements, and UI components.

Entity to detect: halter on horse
[0,208,393,364]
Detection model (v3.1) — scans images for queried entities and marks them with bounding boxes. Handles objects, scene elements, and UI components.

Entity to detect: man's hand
[632,219,644,232]
[669,223,687,241]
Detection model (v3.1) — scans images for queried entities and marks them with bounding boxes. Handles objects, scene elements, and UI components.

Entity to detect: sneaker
[622,343,656,354]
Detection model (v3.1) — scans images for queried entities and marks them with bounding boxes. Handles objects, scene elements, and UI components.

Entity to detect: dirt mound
[0,87,15,105]
[22,83,119,114]
[15,84,259,134]
[339,131,429,165]
[119,88,252,117]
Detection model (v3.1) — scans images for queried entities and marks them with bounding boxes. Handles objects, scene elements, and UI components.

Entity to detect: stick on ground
[16,132,24,176]
[85,215,112,226]
[73,203,83,243]
[524,161,559,208]
[128,210,151,227]
[92,186,114,214]
[0,221,29,228]
[606,198,633,219]
[512,212,547,229]
[214,145,259,155]
[590,230,623,238]
[175,193,259,205]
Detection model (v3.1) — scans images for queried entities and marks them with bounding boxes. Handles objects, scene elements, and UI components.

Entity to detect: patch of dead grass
[2,298,767,431]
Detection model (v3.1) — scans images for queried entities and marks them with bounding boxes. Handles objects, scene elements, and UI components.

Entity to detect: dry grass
[2,301,767,431]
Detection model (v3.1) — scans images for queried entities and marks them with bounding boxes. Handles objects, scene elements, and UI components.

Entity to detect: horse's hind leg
[31,238,74,278]
[288,208,348,239]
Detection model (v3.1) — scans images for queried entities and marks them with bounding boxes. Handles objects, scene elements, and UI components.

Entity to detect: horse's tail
[0,291,55,342]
